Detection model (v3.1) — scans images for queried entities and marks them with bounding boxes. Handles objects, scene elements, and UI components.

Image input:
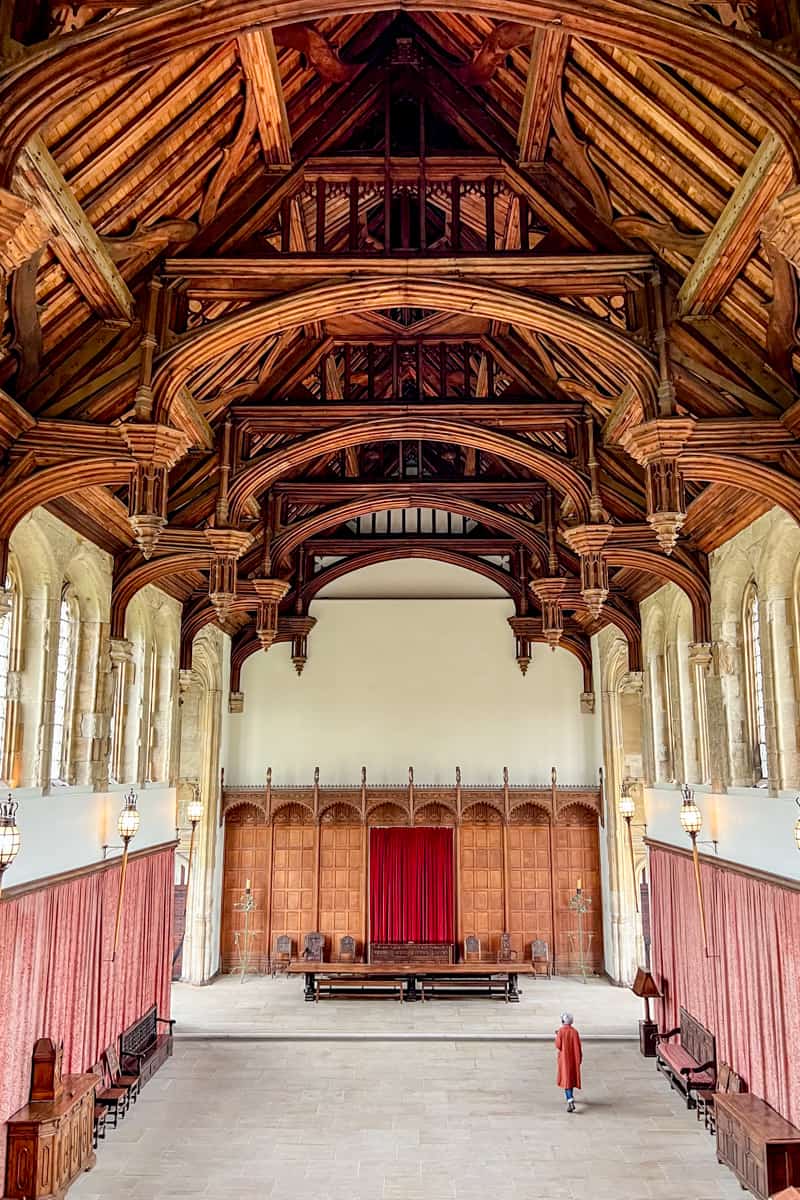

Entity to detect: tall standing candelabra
[232,881,256,984]
[567,879,594,983]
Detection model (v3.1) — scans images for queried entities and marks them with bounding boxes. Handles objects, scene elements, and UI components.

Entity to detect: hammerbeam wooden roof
[2,0,800,674]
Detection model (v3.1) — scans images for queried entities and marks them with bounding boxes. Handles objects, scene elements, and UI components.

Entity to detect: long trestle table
[287,961,535,1002]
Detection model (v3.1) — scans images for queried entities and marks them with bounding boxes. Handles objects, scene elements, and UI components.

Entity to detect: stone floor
[72,1038,742,1200]
[171,972,643,1039]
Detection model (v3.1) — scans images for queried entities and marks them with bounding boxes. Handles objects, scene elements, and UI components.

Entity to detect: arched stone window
[743,581,768,785]
[50,586,79,783]
[0,570,18,781]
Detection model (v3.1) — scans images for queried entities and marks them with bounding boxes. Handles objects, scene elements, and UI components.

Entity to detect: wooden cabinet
[715,1094,800,1200]
[3,1074,96,1200]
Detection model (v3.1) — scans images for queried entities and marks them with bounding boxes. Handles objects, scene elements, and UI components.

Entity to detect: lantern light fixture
[0,793,21,896]
[679,784,708,954]
[679,783,703,837]
[618,780,639,912]
[112,788,139,961]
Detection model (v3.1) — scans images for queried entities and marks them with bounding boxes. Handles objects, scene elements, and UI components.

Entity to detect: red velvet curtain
[650,845,800,1126]
[370,827,454,942]
[0,846,174,1180]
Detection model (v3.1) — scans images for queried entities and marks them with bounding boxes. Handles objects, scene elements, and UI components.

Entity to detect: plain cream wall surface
[224,598,600,786]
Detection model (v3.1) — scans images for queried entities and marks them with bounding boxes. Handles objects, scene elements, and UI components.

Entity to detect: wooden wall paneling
[506,820,554,960]
[553,807,604,973]
[459,819,505,959]
[220,805,269,971]
[318,823,364,960]
[269,821,316,958]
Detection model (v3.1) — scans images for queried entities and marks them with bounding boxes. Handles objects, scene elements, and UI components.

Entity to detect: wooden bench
[655,1006,716,1109]
[420,974,511,1002]
[314,974,404,1001]
[120,1004,175,1089]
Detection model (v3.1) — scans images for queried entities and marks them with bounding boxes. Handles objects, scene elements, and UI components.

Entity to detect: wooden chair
[92,1060,128,1129]
[696,1060,744,1134]
[303,931,325,962]
[93,1101,107,1149]
[464,934,481,963]
[106,1041,140,1108]
[338,935,357,963]
[531,939,551,977]
[497,932,518,963]
[272,934,293,975]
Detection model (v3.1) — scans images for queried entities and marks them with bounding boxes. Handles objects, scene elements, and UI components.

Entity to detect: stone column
[108,637,133,783]
[688,642,712,784]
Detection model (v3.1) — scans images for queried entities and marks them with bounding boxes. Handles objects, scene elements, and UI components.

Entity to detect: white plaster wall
[3,783,177,887]
[644,784,799,880]
[224,598,599,786]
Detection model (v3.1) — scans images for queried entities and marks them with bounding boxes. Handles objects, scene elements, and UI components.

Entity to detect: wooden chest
[715,1093,800,1200]
[370,941,452,964]
[3,1073,96,1200]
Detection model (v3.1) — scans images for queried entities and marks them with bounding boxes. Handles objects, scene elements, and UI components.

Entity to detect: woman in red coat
[555,1012,582,1113]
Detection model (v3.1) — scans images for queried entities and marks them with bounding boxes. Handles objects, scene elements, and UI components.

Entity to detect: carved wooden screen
[270,820,316,953]
[318,822,364,958]
[506,818,553,959]
[220,805,270,972]
[553,806,603,972]
[459,816,504,958]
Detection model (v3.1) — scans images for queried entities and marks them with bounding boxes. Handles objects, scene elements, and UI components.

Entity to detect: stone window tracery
[743,581,768,785]
[0,572,17,779]
[50,586,78,783]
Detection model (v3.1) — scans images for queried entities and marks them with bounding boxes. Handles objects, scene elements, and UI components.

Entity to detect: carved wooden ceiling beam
[230,402,583,434]
[165,253,653,297]
[13,136,134,325]
[151,276,659,424]
[237,30,292,167]
[269,493,551,571]
[677,132,794,318]
[2,1,796,191]
[518,28,568,165]
[273,480,548,501]
[225,417,593,522]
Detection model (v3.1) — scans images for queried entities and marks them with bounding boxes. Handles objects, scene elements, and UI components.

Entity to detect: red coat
[555,1025,582,1090]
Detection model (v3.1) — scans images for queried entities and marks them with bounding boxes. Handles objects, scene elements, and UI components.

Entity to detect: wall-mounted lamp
[0,793,21,897]
[618,780,639,913]
[112,789,139,961]
[185,788,204,897]
[679,784,710,955]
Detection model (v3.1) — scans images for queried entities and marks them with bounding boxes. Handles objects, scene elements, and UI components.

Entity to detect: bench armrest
[121,1051,145,1072]
[655,1027,680,1043]
[156,1017,176,1032]
[681,1060,715,1078]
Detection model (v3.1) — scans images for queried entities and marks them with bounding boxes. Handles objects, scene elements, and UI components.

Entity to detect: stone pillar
[707,639,734,793]
[688,642,712,784]
[108,636,134,783]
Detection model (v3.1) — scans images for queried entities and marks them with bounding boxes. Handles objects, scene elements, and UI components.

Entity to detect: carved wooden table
[3,1072,97,1199]
[715,1093,800,1199]
[288,960,534,1002]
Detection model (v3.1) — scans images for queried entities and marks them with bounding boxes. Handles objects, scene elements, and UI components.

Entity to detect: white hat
[560,1012,574,1025]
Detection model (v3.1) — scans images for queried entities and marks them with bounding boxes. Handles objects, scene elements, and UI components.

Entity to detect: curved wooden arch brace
[545,632,593,694]
[153,277,658,423]
[606,546,711,643]
[111,551,214,638]
[0,459,134,543]
[271,492,550,569]
[681,452,800,527]
[602,604,643,673]
[301,546,523,608]
[1,1,799,188]
[228,418,593,520]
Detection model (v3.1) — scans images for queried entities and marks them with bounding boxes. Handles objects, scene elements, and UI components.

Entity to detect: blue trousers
[564,1088,574,1100]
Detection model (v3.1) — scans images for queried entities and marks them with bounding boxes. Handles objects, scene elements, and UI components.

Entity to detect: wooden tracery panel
[459,816,504,958]
[318,823,364,959]
[220,805,270,972]
[270,822,316,957]
[506,816,553,959]
[553,805,604,973]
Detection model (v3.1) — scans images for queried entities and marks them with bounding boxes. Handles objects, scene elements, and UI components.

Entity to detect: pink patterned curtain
[650,844,800,1125]
[0,846,174,1179]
